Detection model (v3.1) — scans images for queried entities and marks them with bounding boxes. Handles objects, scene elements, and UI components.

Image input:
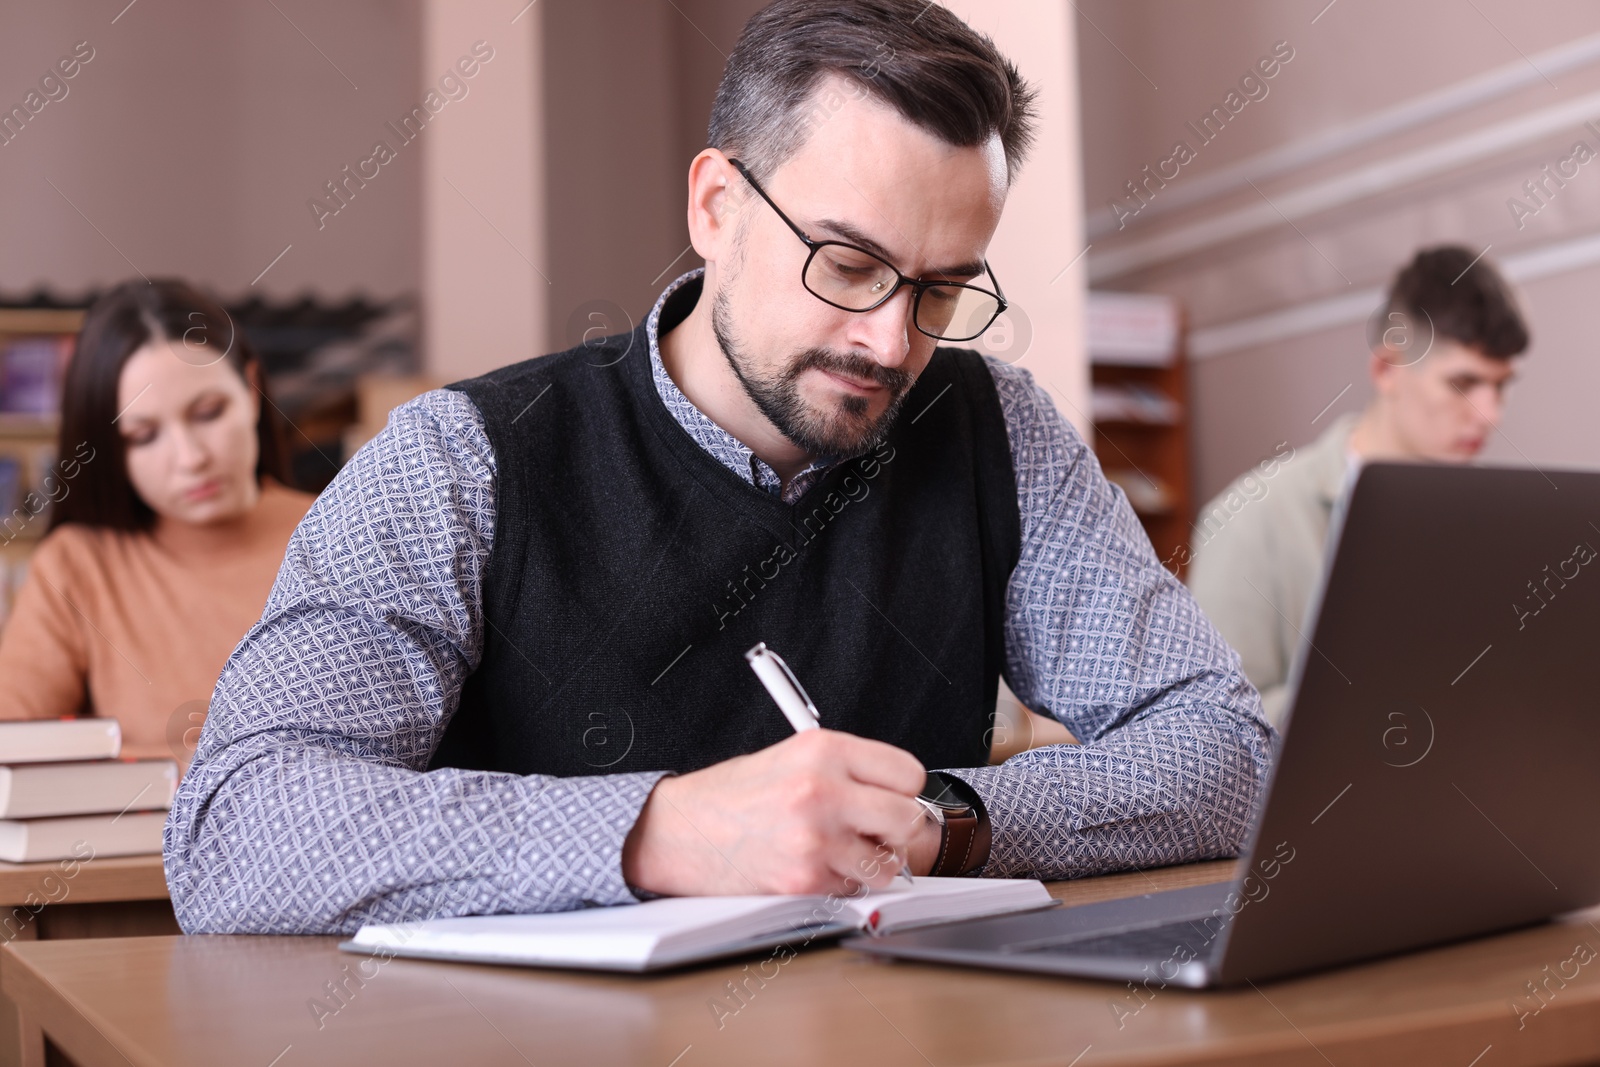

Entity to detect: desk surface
[7,859,1600,1067]
[0,854,166,908]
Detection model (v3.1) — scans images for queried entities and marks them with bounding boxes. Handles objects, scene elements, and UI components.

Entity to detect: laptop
[847,462,1600,986]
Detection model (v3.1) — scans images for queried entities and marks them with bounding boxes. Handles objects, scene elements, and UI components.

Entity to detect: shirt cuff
[936,763,1074,879]
[514,769,672,908]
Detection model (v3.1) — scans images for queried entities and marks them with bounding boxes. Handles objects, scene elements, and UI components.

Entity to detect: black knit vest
[430,280,1020,778]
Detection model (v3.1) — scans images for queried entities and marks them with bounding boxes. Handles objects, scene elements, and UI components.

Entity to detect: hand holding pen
[745,642,925,885]
[618,648,932,899]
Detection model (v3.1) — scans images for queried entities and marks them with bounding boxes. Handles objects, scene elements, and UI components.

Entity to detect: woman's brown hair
[47,278,290,533]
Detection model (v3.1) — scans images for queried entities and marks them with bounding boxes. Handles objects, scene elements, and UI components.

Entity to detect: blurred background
[1,0,1598,620]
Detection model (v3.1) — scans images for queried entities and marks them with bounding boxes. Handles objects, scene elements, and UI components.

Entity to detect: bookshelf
[1086,292,1192,577]
[0,309,82,627]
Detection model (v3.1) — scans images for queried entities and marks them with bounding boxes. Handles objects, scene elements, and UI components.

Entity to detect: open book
[342,877,1054,972]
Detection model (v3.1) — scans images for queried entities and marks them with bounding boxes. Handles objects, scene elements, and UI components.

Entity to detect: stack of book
[0,719,175,862]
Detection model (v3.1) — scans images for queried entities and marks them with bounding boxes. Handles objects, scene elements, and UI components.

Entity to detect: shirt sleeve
[938,359,1275,880]
[0,533,91,721]
[163,390,668,935]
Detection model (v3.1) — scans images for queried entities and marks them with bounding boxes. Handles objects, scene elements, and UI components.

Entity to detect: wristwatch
[914,772,991,877]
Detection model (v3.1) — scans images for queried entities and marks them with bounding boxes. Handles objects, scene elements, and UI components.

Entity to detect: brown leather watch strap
[927,773,992,877]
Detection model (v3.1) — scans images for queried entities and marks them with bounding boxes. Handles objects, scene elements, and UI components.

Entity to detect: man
[1188,246,1529,726]
[166,0,1270,934]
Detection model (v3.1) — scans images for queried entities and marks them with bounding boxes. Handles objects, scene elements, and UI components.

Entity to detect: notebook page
[350,896,837,968]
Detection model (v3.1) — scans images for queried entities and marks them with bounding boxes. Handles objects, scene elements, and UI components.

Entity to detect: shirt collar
[645,267,836,504]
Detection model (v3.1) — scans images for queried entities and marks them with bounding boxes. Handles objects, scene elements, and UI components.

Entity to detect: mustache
[783,349,912,392]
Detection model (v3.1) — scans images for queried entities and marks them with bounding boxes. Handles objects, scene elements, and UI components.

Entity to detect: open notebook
[341,877,1054,972]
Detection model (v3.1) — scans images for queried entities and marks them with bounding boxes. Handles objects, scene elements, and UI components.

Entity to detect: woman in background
[0,279,315,762]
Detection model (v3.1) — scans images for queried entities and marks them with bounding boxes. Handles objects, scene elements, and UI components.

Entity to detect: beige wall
[419,0,544,379]
[0,0,422,301]
[1077,0,1600,503]
[943,0,1089,434]
[2,2,1086,402]
[537,0,754,354]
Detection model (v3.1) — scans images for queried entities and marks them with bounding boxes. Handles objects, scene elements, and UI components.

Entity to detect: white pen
[744,642,915,885]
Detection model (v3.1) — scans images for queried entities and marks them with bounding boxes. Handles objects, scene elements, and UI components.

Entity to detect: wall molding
[1189,229,1600,359]
[1087,31,1600,241]
[1091,89,1600,282]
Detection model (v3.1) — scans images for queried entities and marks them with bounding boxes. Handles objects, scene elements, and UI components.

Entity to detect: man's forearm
[166,734,668,934]
[944,705,1272,880]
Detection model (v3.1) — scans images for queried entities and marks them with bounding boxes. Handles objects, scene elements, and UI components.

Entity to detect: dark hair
[47,278,290,534]
[708,0,1037,185]
[1381,246,1530,360]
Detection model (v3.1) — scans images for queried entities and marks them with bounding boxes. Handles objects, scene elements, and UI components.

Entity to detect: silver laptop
[848,462,1600,986]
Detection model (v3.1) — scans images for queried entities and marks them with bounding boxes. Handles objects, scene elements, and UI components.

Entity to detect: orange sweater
[0,480,314,762]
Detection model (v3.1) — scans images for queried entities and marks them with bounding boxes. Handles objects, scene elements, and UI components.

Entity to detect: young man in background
[1189,246,1530,725]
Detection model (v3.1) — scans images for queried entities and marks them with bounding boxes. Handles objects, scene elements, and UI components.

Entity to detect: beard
[710,287,914,459]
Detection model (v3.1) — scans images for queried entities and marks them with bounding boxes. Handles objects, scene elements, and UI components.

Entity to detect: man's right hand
[620,729,934,897]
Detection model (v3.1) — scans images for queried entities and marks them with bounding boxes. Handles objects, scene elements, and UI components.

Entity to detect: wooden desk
[0,854,168,914]
[0,855,176,1067]
[6,859,1600,1067]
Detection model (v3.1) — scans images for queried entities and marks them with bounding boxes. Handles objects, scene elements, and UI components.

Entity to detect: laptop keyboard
[1020,918,1224,960]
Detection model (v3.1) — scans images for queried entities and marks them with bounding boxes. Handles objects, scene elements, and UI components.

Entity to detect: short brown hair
[709,0,1037,184]
[1382,246,1530,360]
[48,278,290,534]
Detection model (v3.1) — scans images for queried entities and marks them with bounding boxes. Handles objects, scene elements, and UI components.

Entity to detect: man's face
[1375,339,1518,461]
[711,76,1006,458]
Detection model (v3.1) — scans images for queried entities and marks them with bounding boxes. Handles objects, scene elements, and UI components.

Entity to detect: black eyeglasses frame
[726,157,1008,343]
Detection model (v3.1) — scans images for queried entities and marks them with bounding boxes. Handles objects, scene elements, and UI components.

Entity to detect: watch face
[918,774,969,812]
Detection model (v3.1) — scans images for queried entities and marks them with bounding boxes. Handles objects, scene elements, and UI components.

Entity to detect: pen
[744,642,915,885]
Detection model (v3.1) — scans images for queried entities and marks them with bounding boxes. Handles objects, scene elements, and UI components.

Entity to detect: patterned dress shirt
[165,269,1273,934]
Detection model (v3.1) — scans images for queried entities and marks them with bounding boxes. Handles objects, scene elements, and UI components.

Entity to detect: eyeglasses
[727,158,1007,343]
